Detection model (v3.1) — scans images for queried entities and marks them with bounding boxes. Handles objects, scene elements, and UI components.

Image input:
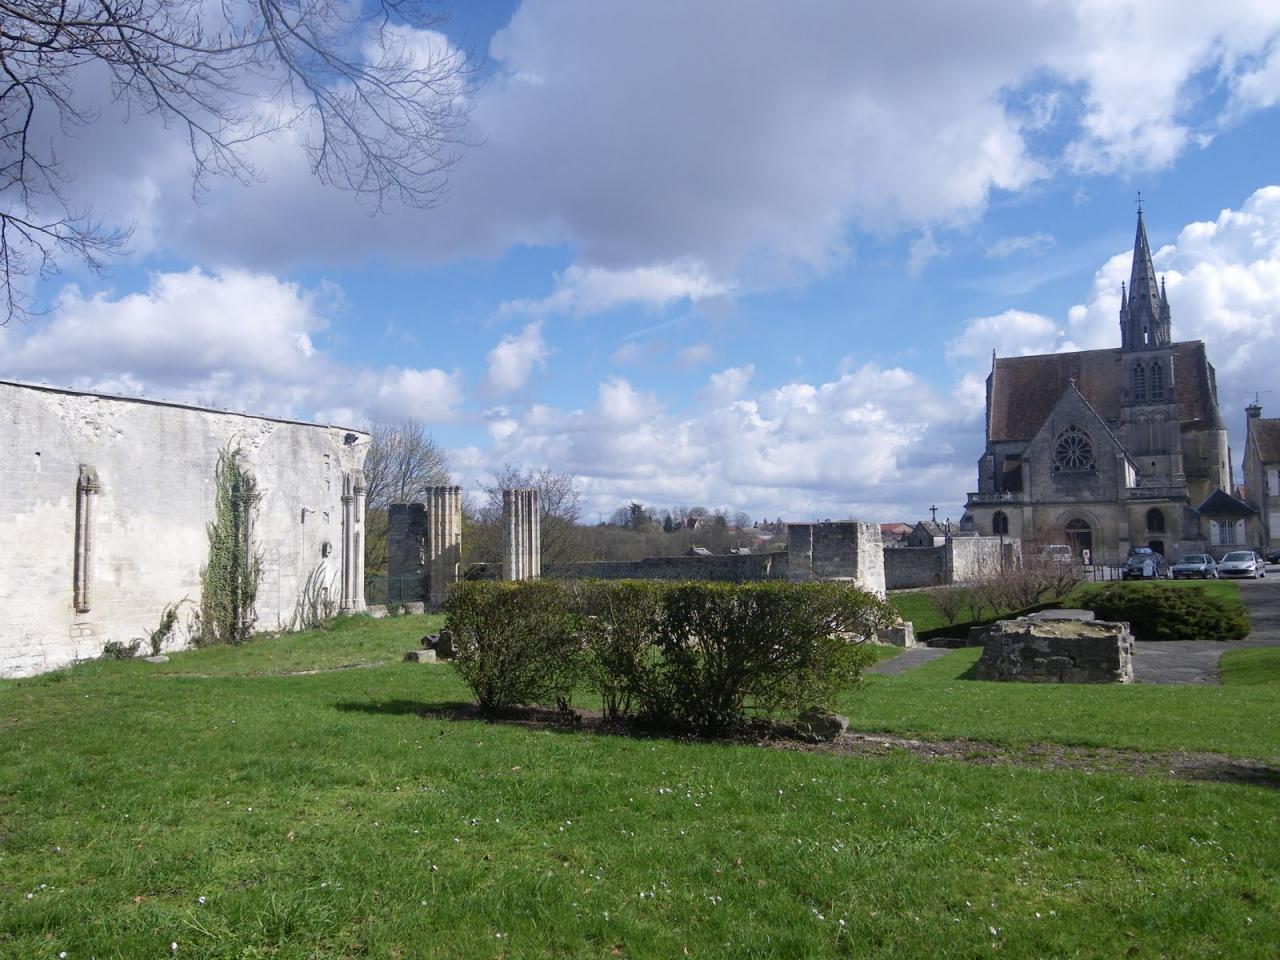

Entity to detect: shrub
[572,580,665,722]
[445,580,583,713]
[641,581,889,735]
[1084,583,1249,643]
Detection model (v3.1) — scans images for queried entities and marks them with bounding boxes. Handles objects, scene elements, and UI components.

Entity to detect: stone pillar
[425,485,462,607]
[387,502,429,603]
[73,464,100,613]
[339,469,367,613]
[502,488,541,581]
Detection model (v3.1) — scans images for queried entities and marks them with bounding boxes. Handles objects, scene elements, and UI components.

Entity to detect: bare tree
[1,0,474,322]
[362,419,451,509]
[362,419,450,575]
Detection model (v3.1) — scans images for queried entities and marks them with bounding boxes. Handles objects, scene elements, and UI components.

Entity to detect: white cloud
[36,1,1280,312]
[985,232,1056,258]
[501,261,732,318]
[907,230,945,276]
[676,342,715,367]
[484,322,548,393]
[0,270,463,425]
[947,309,1067,364]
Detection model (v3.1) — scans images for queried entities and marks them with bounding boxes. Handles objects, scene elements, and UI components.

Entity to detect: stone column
[339,470,359,612]
[425,485,462,607]
[351,469,366,613]
[502,488,541,581]
[73,464,100,613]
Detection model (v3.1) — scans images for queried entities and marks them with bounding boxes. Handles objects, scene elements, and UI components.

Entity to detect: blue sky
[4,1,1280,524]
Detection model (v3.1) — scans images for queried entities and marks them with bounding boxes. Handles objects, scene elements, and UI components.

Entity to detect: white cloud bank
[31,2,1280,317]
[0,270,463,426]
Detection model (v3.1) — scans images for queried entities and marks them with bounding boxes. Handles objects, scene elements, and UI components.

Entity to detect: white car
[1218,551,1266,579]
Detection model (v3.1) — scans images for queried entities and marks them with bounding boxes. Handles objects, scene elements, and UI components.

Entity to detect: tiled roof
[987,341,1220,443]
[1196,489,1257,518]
[1251,417,1280,462]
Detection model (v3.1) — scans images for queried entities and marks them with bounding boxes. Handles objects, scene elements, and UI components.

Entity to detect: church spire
[1121,205,1169,350]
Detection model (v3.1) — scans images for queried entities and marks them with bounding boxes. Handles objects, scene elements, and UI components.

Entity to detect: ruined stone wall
[884,547,947,589]
[948,536,1011,582]
[387,503,429,602]
[786,521,886,596]
[0,381,368,677]
[545,552,786,582]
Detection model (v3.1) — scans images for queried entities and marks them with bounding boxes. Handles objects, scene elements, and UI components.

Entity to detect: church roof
[1196,488,1257,518]
[986,340,1220,444]
[1250,417,1280,462]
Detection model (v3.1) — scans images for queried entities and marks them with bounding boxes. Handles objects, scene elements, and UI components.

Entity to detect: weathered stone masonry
[0,380,369,677]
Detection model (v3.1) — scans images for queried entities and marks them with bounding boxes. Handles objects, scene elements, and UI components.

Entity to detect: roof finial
[1134,189,1143,214]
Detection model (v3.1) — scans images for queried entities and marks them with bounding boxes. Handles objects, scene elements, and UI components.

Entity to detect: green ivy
[198,446,262,646]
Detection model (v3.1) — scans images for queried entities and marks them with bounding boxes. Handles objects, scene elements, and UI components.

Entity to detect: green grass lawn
[2,616,1277,958]
[846,646,1280,758]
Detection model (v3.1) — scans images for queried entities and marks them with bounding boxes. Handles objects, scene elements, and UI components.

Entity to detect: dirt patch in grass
[339,698,1280,789]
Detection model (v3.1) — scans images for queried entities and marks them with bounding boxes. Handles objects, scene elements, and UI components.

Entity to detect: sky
[3,0,1280,524]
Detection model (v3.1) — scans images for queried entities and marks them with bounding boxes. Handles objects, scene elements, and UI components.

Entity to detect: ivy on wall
[198,446,262,645]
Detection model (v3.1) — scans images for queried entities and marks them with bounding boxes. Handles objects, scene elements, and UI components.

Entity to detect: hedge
[1082,583,1250,643]
[444,579,893,734]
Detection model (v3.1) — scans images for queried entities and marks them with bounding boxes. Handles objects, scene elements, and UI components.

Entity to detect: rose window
[1053,425,1095,472]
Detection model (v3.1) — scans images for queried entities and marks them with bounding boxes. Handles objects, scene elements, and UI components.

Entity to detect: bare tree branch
[0,0,475,322]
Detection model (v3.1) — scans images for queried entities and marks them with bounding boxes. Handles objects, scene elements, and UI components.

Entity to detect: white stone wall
[0,381,369,677]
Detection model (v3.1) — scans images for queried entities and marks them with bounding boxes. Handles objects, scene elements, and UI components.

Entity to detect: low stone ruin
[973,616,1133,684]
[874,619,917,648]
[405,629,455,664]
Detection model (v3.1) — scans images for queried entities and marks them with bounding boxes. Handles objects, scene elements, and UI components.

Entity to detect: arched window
[1150,360,1165,401]
[1146,507,1165,532]
[1053,425,1096,473]
[1131,362,1147,402]
[992,511,1009,536]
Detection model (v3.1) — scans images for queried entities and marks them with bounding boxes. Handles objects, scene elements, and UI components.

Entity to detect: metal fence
[1082,564,1123,582]
[364,573,425,605]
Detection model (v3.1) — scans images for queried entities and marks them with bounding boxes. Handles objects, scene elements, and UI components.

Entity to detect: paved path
[1129,574,1278,684]
[875,571,1280,682]
[867,646,949,675]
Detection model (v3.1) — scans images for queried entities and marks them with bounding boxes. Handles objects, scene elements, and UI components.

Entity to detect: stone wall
[973,617,1134,683]
[949,536,1012,582]
[387,503,428,602]
[884,546,947,589]
[786,521,886,596]
[546,552,787,582]
[0,380,368,677]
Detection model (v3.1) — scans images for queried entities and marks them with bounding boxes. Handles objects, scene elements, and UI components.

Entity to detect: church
[963,208,1234,565]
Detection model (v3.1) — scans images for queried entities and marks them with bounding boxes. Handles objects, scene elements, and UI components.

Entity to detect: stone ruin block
[973,617,1134,684]
[874,619,917,648]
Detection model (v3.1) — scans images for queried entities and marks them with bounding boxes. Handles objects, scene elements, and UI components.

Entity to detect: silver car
[1218,551,1266,579]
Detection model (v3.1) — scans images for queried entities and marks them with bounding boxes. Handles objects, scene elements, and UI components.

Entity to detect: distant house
[879,522,912,545]
[906,521,948,548]
[684,546,714,557]
[1198,488,1260,556]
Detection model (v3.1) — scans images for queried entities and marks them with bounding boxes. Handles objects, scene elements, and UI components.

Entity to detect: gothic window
[1146,507,1165,532]
[1053,425,1096,473]
[1150,360,1165,401]
[992,511,1009,536]
[1131,362,1147,402]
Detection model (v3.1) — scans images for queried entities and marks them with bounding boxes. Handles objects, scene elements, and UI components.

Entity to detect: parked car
[1171,554,1219,579]
[1041,544,1075,564]
[1266,548,1280,564]
[1122,547,1169,580]
[1218,550,1267,579]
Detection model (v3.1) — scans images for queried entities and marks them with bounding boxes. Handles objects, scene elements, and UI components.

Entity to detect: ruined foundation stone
[973,617,1134,684]
[502,488,541,581]
[875,619,917,648]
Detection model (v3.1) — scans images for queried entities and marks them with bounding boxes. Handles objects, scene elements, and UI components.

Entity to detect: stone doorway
[1065,518,1092,558]
[1149,539,1165,556]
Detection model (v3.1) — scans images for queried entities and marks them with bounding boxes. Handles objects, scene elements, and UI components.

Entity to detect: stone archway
[1065,518,1092,559]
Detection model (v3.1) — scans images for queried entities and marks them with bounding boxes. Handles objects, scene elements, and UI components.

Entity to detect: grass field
[2,614,1277,958]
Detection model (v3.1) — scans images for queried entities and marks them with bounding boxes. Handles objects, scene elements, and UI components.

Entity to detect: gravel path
[866,646,949,675]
